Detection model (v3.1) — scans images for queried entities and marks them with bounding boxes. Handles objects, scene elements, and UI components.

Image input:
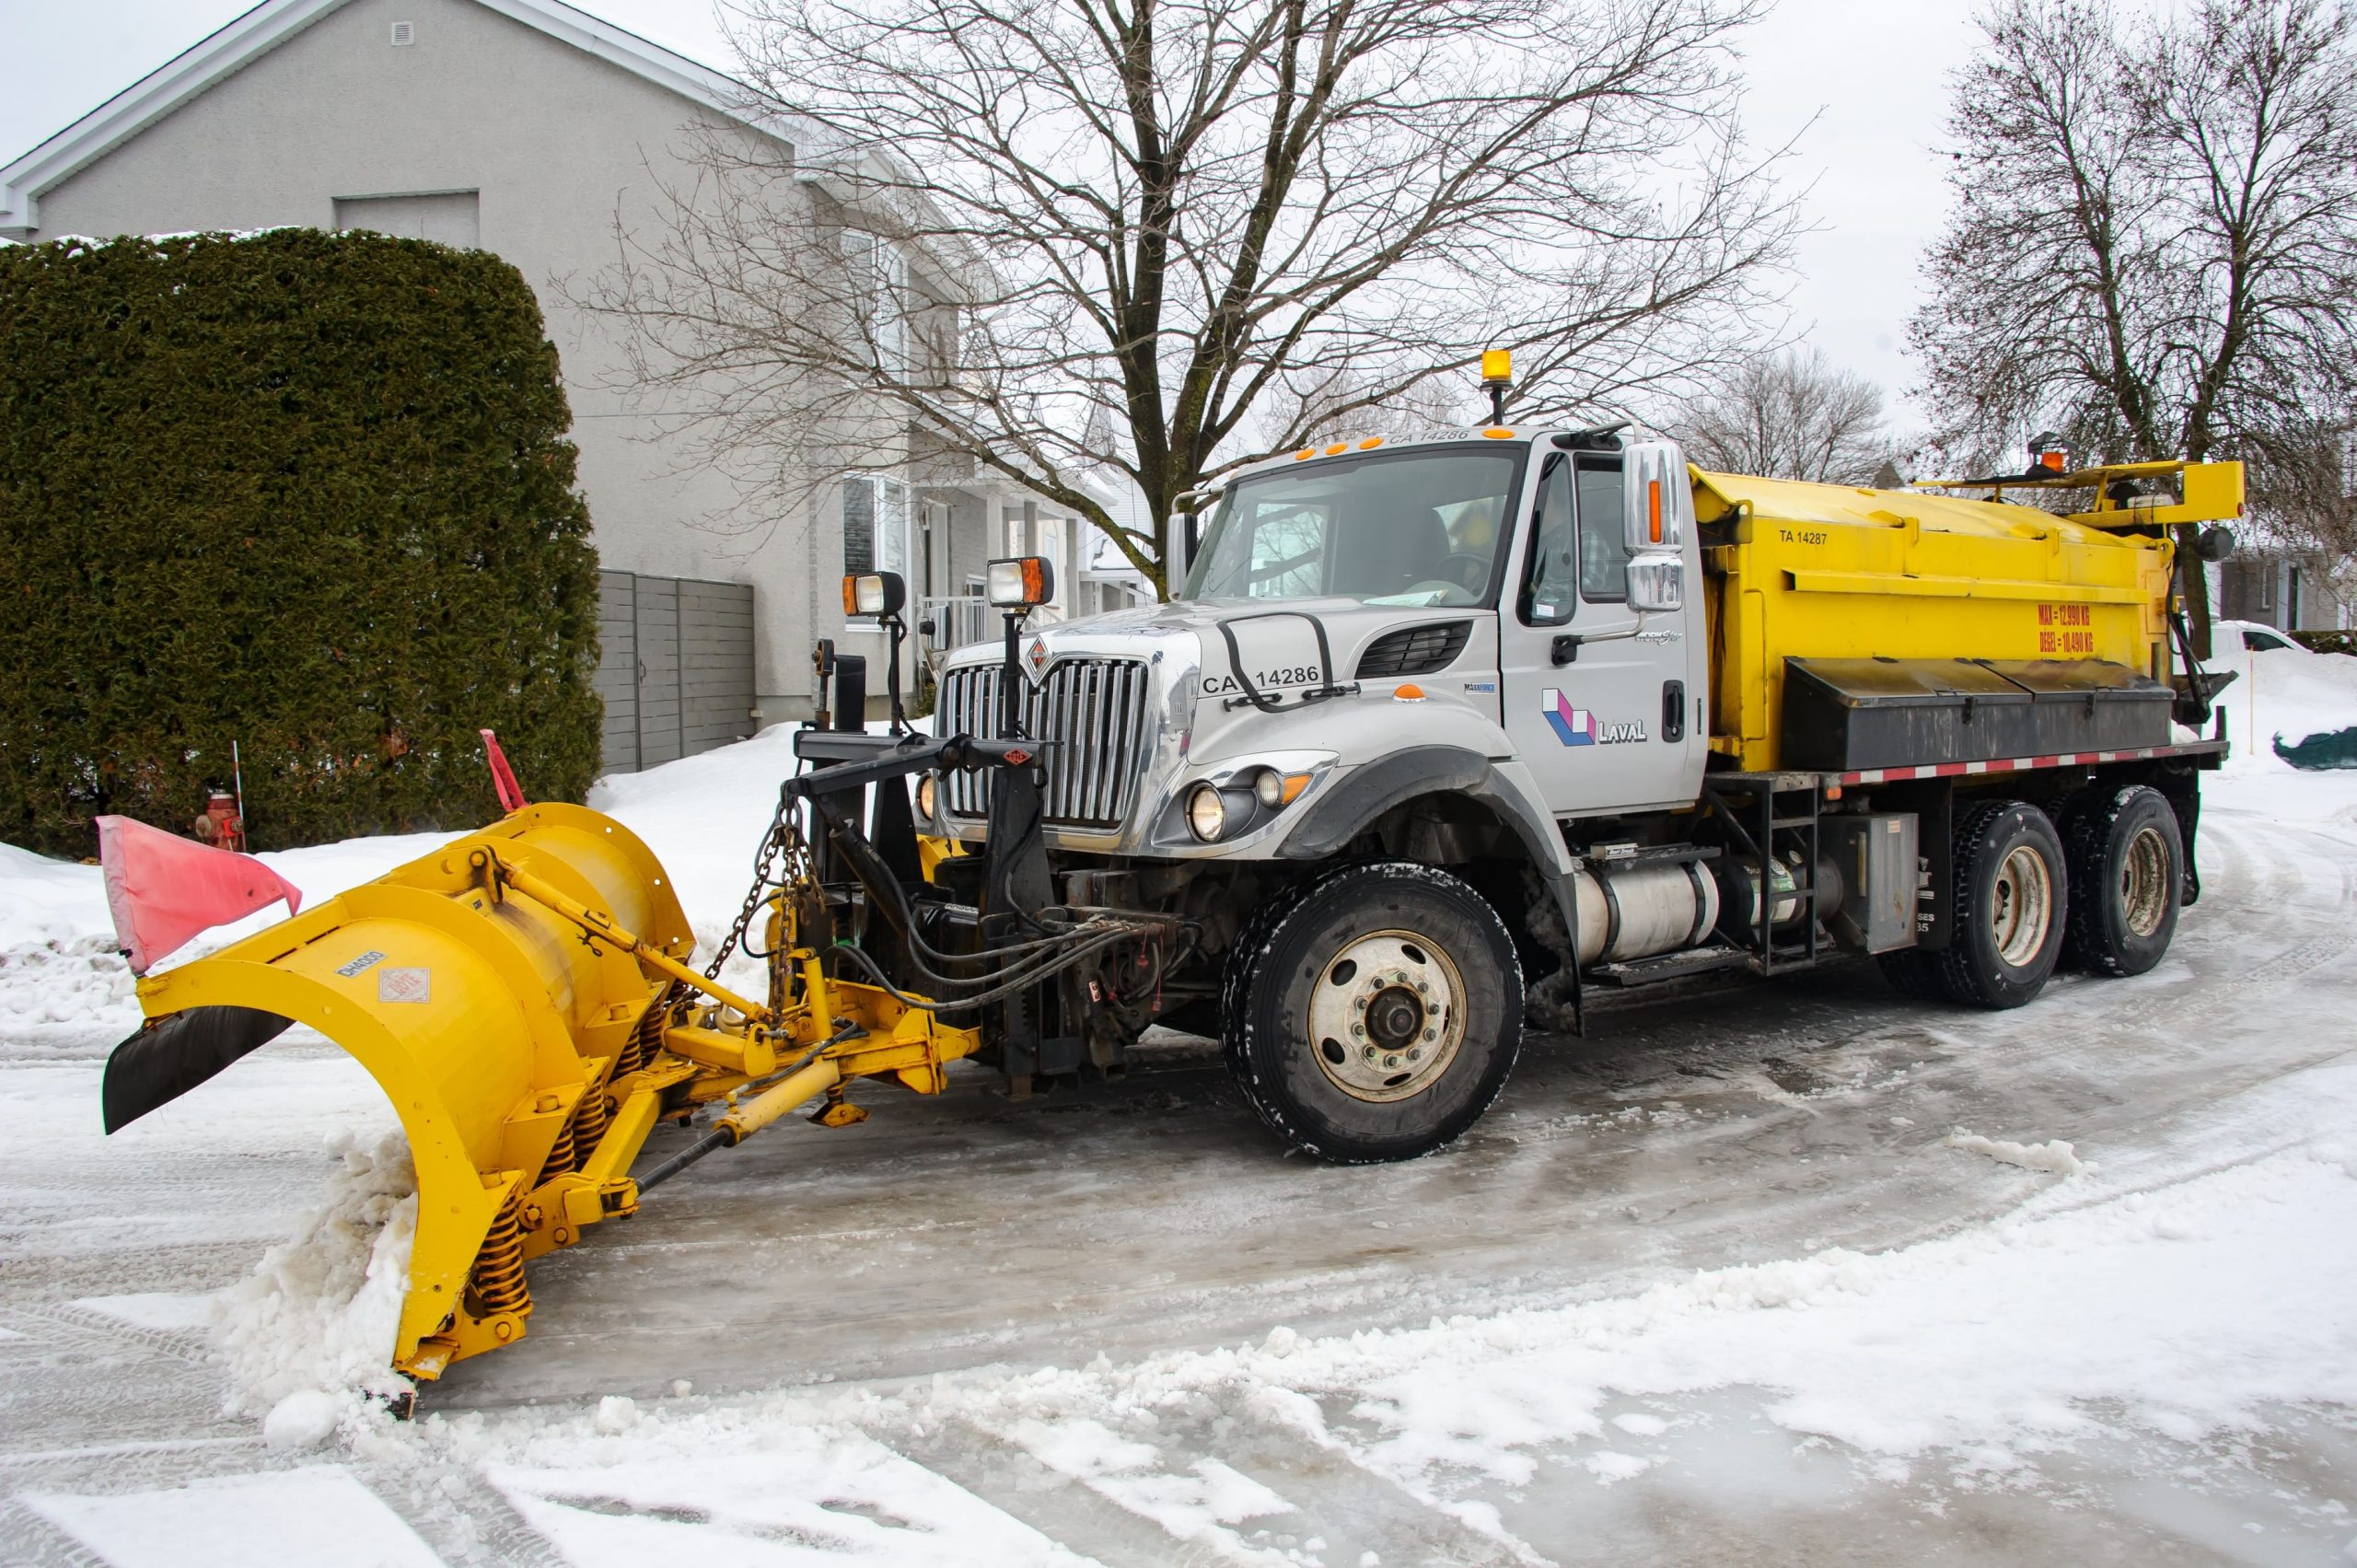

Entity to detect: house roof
[0,0,804,236]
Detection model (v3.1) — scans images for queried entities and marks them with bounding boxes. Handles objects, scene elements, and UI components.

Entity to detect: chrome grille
[936,656,1152,828]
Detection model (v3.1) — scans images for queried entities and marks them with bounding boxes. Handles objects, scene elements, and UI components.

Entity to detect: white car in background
[2214,619,2309,656]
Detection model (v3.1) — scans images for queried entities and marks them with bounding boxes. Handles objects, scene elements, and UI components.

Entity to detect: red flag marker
[480,729,528,813]
[95,816,303,975]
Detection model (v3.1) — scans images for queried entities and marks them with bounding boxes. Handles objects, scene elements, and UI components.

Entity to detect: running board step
[1586,945,1750,987]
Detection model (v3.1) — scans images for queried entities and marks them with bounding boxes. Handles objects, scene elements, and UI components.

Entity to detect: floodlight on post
[986,556,1053,738]
[841,572,911,733]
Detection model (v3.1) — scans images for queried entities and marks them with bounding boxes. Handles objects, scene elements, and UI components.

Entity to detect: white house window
[842,475,908,579]
[842,231,911,376]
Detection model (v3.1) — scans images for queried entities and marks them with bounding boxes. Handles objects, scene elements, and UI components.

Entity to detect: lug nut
[1426,1001,1440,1015]
[1409,1048,1422,1061]
[1384,1054,1400,1068]
[1423,1028,1436,1041]
[1353,1025,1364,1039]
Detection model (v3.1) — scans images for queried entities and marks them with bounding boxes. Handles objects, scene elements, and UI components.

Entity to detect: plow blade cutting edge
[104,804,697,1379]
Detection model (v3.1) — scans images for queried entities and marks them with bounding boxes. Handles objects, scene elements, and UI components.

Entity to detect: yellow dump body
[1691,468,2235,772]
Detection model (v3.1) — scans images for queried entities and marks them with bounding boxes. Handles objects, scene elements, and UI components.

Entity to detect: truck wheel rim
[1304,930,1467,1103]
[2120,825,2171,937]
[1991,843,2053,968]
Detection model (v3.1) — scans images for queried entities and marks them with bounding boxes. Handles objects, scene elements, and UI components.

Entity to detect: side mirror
[2196,525,2235,563]
[1623,441,1690,554]
[1628,555,1683,613]
[1167,488,1217,594]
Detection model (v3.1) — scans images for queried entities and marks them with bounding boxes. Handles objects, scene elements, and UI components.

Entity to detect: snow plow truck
[101,358,2243,1388]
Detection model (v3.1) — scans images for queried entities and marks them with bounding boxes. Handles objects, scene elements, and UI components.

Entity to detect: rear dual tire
[1223,863,1523,1164]
[2061,785,2182,978]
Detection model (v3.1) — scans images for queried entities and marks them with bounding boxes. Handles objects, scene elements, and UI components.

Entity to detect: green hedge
[0,228,601,855]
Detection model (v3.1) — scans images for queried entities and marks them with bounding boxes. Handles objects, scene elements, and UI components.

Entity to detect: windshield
[1182,445,1525,607]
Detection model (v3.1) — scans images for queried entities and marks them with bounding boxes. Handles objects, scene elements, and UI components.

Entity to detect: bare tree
[1671,347,1892,483]
[584,0,1795,595]
[1907,0,2357,647]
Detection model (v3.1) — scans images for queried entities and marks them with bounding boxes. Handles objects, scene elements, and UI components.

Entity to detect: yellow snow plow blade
[106,798,995,1385]
[110,804,697,1379]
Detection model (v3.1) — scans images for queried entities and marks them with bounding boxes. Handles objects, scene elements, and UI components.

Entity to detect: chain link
[703,785,797,980]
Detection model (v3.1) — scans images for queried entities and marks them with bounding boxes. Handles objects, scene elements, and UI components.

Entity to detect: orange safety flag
[480,729,528,813]
[95,815,303,975]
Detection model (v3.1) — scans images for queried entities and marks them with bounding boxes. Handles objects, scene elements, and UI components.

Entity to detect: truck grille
[935,657,1153,828]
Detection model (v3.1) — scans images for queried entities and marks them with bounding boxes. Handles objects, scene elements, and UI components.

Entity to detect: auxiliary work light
[986,556,1054,609]
[841,572,906,618]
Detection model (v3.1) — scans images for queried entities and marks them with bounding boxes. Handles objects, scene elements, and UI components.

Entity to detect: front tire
[1223,863,1523,1163]
[1930,799,2068,1009]
[2061,785,2182,977]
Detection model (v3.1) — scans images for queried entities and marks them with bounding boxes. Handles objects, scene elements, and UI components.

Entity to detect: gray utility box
[1822,812,1919,953]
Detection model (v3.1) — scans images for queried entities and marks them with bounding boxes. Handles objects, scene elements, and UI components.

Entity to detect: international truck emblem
[1541,689,1645,746]
[1025,636,1050,679]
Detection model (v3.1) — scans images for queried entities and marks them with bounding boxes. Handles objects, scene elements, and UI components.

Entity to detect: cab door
[1497,442,1707,817]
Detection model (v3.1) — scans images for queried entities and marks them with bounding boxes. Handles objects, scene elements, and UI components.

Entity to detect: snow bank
[215,1127,418,1424]
[2200,623,2357,774]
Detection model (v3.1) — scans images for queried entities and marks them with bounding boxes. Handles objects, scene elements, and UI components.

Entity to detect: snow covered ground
[3,651,2355,1565]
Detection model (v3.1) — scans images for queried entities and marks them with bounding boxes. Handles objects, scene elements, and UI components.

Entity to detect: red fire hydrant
[192,790,246,853]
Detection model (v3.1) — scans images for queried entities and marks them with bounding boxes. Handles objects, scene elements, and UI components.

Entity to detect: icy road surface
[4,663,2356,1563]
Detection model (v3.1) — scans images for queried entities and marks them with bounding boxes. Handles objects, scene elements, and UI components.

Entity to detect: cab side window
[1576,458,1630,601]
[1519,455,1577,625]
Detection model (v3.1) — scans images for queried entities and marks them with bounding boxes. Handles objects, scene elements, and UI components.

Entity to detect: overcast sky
[2,0,1981,424]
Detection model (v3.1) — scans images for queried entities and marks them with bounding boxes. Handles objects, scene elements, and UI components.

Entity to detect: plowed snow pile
[216,1128,418,1439]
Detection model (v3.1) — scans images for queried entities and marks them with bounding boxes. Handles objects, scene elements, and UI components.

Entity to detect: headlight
[915,773,936,819]
[1187,783,1229,842]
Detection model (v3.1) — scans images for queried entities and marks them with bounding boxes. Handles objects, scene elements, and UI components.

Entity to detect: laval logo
[1541,689,1646,746]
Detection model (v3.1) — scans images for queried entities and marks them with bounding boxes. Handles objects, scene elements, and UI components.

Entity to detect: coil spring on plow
[470,1194,532,1319]
[538,1118,577,1185]
[618,984,679,1077]
[569,1077,611,1157]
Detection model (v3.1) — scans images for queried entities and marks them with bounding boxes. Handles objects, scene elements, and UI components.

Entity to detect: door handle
[1550,634,1581,666]
[1662,679,1685,742]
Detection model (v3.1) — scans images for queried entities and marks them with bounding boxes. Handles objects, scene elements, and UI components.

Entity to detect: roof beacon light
[1480,348,1513,425]
[986,556,1054,610]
